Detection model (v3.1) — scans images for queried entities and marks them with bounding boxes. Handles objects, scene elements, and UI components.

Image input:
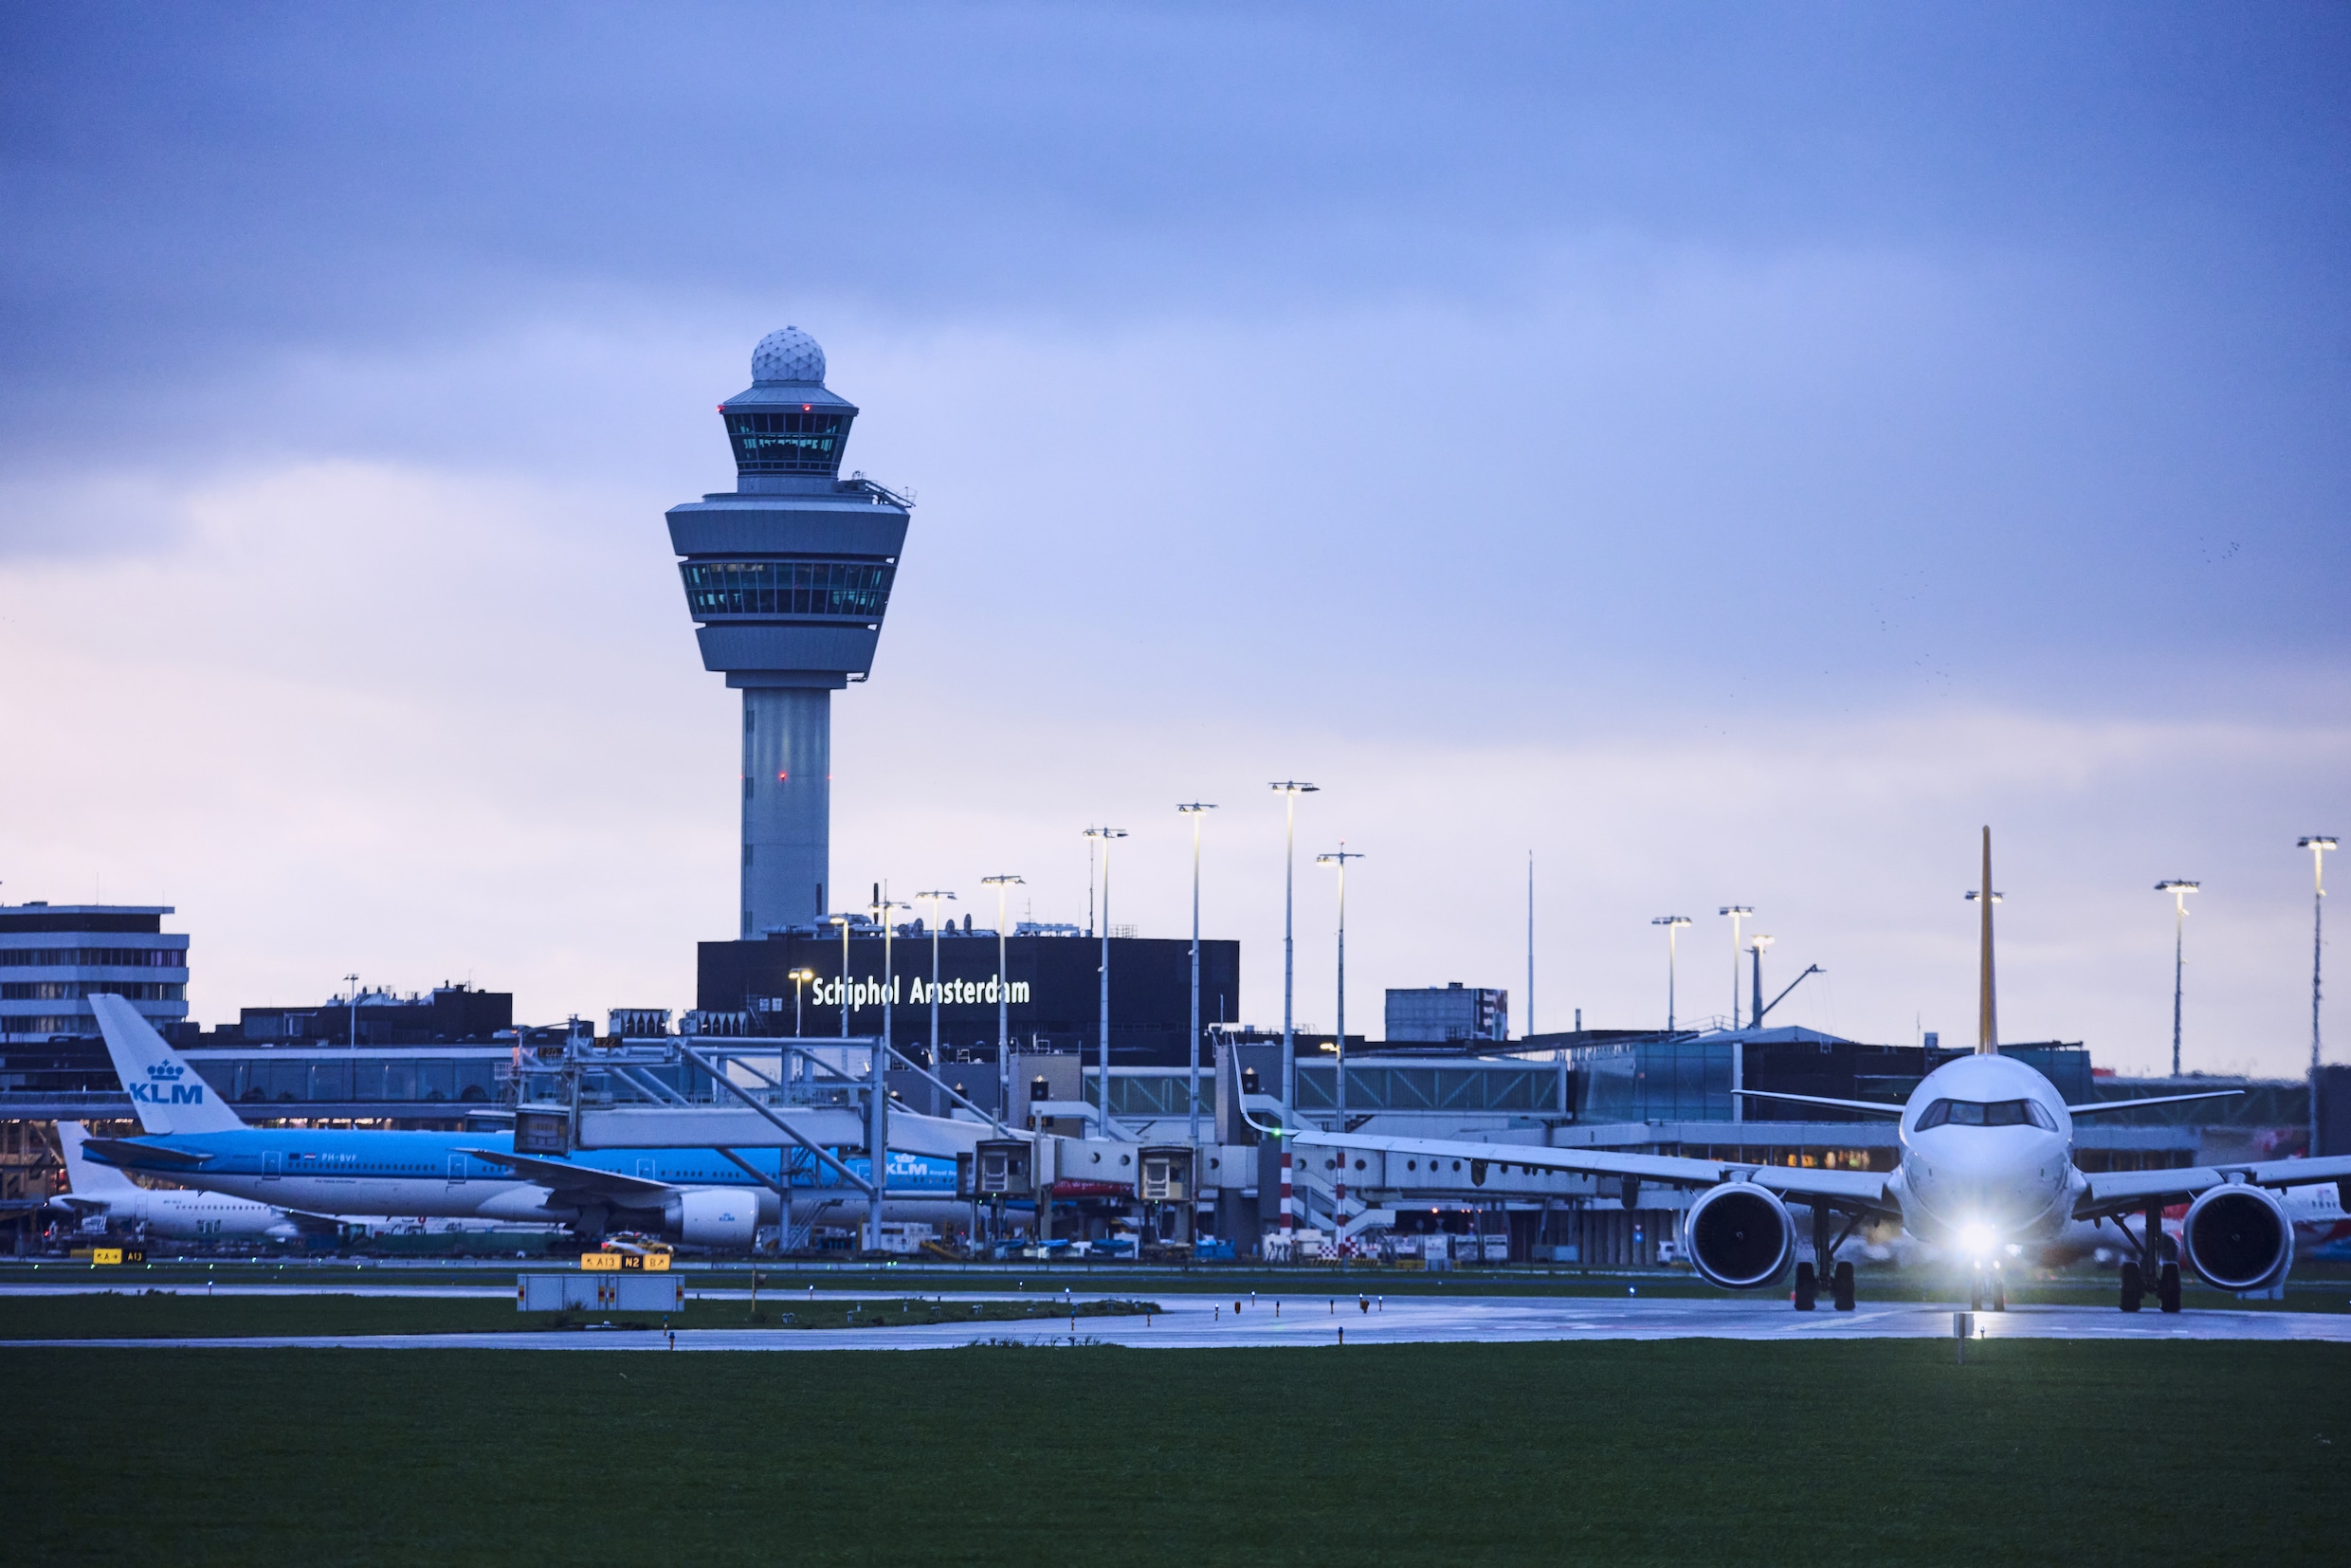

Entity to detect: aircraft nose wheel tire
[2120,1260,2144,1313]
[1990,1272,2006,1313]
[1969,1269,1985,1313]
[2158,1261,2181,1314]
[1831,1259,1855,1312]
[1793,1261,1817,1311]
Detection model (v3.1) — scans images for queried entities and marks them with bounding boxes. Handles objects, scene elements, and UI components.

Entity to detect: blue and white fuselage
[83,1131,957,1229]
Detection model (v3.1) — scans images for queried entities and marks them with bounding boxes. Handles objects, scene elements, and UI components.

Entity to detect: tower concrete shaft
[667,326,912,938]
[740,686,832,934]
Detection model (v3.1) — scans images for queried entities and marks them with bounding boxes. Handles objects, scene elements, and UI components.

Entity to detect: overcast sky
[4,4,2345,1074]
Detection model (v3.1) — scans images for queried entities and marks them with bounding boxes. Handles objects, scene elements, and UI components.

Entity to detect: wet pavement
[7,1290,2349,1350]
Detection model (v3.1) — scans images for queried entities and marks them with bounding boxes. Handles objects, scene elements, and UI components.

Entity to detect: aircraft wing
[1282,1126,1897,1212]
[2064,1089,2244,1117]
[457,1148,673,1202]
[1734,1089,1906,1118]
[2076,1154,2351,1217]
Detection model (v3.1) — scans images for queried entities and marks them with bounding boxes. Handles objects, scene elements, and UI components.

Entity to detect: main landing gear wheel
[1832,1260,1856,1312]
[2120,1260,2144,1313]
[1794,1261,1818,1311]
[2159,1261,2182,1314]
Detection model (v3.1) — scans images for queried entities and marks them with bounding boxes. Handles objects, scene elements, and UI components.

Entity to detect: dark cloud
[6,3,2346,396]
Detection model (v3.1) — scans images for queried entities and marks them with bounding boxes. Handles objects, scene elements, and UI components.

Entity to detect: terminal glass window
[681,560,895,621]
[724,409,853,474]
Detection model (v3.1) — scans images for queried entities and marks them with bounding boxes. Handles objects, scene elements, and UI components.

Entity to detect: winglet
[1221,1041,1285,1139]
[91,994,244,1134]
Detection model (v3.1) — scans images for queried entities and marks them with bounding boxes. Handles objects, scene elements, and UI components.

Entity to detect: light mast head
[720,326,859,483]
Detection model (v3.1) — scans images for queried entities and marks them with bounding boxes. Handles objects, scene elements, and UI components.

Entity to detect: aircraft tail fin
[90,994,245,1134]
[57,1122,139,1193]
[1977,826,1999,1055]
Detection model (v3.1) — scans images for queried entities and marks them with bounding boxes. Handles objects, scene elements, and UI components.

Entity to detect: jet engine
[2180,1183,2292,1292]
[1682,1181,1794,1289]
[664,1188,759,1249]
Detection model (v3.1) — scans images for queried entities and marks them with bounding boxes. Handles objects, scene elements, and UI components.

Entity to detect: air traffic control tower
[666,327,912,937]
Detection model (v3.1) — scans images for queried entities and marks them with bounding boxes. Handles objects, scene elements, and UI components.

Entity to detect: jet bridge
[507,1033,1006,1251]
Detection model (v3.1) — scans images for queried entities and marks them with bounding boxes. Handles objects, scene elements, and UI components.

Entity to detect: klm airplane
[85,995,959,1246]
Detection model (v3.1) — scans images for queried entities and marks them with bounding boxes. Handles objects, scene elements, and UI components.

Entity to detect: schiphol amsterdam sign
[805,974,1030,1010]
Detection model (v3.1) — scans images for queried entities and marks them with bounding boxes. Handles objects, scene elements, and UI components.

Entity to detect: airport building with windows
[0,903,187,1042]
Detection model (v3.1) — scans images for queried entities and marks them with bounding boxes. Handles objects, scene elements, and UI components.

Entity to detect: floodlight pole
[1271,781,1319,1124]
[1084,828,1126,1138]
[1652,917,1691,1032]
[2155,881,2199,1077]
[982,875,1023,1132]
[867,890,907,1253]
[789,967,814,1038]
[1720,908,1752,1030]
[2301,836,2337,1157]
[1749,935,1776,1033]
[829,915,852,1038]
[1177,806,1216,1147]
[1317,848,1366,1133]
[917,889,957,1105]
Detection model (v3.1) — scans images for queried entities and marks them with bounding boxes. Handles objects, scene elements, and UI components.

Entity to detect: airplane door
[262,1152,281,1182]
[447,1155,467,1185]
[636,1158,655,1180]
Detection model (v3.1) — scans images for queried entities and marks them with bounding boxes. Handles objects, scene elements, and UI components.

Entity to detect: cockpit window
[1917,1097,2056,1132]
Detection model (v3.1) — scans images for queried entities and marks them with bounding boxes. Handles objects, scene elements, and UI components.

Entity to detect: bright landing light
[1958,1222,1997,1260]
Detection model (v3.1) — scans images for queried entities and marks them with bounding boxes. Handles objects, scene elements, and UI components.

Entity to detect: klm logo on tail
[134,1062,210,1105]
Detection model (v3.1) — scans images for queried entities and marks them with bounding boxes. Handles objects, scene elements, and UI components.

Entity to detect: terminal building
[696,925,1241,1067]
[0,903,188,1043]
[1385,982,1508,1044]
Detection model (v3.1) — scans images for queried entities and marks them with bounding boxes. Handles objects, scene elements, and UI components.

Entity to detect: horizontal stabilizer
[80,1137,213,1171]
[58,1122,140,1193]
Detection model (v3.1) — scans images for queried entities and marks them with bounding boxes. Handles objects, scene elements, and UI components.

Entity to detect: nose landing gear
[1969,1261,2008,1313]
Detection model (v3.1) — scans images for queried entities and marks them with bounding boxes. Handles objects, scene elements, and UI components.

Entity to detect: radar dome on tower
[752,327,827,386]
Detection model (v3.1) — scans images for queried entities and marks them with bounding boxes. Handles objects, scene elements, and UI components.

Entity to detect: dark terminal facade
[698,929,1239,1067]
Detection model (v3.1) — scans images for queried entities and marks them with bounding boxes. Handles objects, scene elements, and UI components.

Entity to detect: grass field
[0,1291,1155,1339]
[9,1340,2347,1566]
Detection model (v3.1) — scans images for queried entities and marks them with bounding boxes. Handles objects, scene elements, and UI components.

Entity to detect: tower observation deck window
[681,559,896,620]
[723,409,853,474]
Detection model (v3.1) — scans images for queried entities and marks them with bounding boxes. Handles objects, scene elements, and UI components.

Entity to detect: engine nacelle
[1682,1181,1795,1289]
[2181,1183,2293,1291]
[664,1188,759,1249]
